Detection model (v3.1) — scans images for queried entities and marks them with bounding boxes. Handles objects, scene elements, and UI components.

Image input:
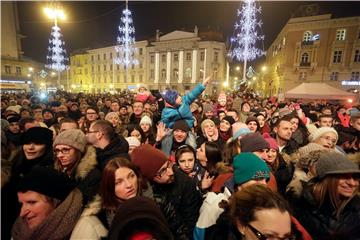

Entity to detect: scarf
[12,189,83,240]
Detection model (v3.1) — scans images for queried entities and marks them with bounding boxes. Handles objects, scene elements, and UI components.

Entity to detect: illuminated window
[330,72,338,81]
[301,53,309,63]
[5,65,11,74]
[161,69,166,79]
[333,51,342,63]
[303,31,312,41]
[336,29,346,41]
[354,50,360,62]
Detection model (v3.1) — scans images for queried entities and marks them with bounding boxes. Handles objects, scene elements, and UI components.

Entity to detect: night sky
[17,1,360,64]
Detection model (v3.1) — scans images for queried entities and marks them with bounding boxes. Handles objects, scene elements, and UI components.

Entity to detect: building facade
[69,27,227,94]
[262,13,360,97]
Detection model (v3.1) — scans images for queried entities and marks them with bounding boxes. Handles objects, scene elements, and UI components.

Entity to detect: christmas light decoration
[46,24,68,72]
[114,3,138,68]
[230,0,265,80]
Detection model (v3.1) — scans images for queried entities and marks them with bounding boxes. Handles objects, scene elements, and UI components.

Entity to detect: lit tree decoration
[230,0,265,81]
[46,24,68,72]
[114,2,138,69]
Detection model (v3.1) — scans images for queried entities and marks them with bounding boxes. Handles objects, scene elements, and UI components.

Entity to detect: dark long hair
[204,142,222,176]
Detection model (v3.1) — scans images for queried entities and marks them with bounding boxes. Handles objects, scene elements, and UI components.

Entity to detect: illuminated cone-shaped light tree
[46,24,68,88]
[114,1,138,84]
[230,0,264,82]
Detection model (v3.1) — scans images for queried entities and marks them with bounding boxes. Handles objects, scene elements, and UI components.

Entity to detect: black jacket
[152,168,202,240]
[96,135,129,171]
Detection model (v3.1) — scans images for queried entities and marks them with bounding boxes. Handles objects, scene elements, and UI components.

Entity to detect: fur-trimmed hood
[80,194,103,217]
[55,145,98,180]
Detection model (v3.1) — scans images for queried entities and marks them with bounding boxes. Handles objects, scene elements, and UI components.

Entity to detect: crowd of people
[1,74,360,240]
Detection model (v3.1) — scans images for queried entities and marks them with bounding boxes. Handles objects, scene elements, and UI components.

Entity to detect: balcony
[300,62,311,67]
[301,41,314,46]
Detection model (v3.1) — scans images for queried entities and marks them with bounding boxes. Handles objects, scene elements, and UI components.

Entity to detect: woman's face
[140,123,151,133]
[218,112,226,121]
[238,208,292,240]
[114,167,138,201]
[220,120,231,132]
[108,115,119,127]
[256,115,265,128]
[314,132,337,149]
[290,118,299,132]
[266,148,277,164]
[203,123,216,137]
[196,144,207,167]
[23,143,46,160]
[130,129,142,142]
[242,103,251,112]
[18,191,55,230]
[337,174,359,198]
[177,152,195,174]
[247,121,258,133]
[54,145,79,169]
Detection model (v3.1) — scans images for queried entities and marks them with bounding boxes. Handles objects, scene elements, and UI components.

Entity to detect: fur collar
[80,195,103,217]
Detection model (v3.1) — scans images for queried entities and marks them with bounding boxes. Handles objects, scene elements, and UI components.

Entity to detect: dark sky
[17,1,360,63]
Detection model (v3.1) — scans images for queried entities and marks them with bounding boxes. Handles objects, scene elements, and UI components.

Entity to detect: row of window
[89,74,144,84]
[89,48,143,62]
[149,51,218,64]
[303,28,360,42]
[4,65,22,75]
[299,71,360,81]
[299,49,360,65]
[149,68,218,79]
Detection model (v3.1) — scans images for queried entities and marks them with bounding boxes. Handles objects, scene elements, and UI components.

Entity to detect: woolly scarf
[12,189,83,240]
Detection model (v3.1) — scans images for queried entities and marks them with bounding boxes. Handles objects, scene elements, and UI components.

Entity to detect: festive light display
[46,24,68,72]
[114,4,139,68]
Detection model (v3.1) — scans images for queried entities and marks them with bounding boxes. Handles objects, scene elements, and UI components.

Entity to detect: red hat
[263,133,279,151]
[131,144,168,180]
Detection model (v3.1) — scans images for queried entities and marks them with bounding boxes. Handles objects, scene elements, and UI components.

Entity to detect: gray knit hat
[316,152,360,179]
[308,126,338,143]
[53,129,87,153]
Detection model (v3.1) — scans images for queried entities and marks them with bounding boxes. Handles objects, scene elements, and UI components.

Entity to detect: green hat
[233,153,270,185]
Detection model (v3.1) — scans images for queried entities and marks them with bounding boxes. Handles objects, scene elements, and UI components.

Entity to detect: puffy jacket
[161,83,205,129]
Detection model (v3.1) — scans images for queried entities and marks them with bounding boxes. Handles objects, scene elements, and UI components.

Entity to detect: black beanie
[173,119,190,132]
[22,127,53,147]
[240,132,270,152]
[18,166,75,201]
[222,116,235,126]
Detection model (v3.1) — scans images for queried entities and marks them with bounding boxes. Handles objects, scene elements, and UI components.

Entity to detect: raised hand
[203,71,216,86]
[201,171,215,190]
[156,122,168,142]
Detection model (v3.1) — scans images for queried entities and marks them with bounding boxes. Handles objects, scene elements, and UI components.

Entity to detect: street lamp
[261,66,267,72]
[28,67,33,72]
[235,66,241,71]
[43,6,66,23]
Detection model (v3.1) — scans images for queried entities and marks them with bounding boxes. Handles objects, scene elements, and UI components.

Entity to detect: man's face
[153,161,175,184]
[205,111,214,119]
[119,107,127,115]
[60,122,78,132]
[105,100,111,107]
[32,108,43,116]
[133,102,143,116]
[173,129,187,143]
[319,117,333,127]
[8,122,20,134]
[144,103,151,112]
[111,102,120,112]
[274,120,292,141]
[350,118,360,131]
[43,111,53,120]
[253,149,269,161]
[86,124,100,147]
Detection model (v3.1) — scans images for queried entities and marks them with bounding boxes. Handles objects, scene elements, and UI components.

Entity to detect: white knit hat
[126,137,141,148]
[308,127,338,142]
[140,115,152,126]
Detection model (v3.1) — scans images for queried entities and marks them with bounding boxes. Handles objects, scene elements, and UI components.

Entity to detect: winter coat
[161,83,206,129]
[55,145,102,204]
[290,180,360,239]
[152,167,202,240]
[96,135,130,171]
[70,195,108,240]
[281,138,299,155]
[160,130,197,158]
[271,155,294,195]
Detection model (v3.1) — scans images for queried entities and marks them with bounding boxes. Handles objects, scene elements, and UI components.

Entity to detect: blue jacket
[161,83,206,129]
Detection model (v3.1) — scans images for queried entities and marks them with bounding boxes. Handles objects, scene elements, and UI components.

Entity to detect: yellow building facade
[262,14,360,97]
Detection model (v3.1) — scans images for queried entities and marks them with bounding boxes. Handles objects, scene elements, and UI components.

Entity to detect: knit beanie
[308,127,338,142]
[140,115,152,126]
[222,116,235,126]
[233,152,270,185]
[232,122,251,140]
[6,105,21,114]
[298,142,327,157]
[126,136,141,148]
[240,132,270,152]
[131,144,168,181]
[201,119,215,133]
[316,152,360,179]
[163,90,179,106]
[173,119,190,132]
[7,115,20,123]
[108,196,173,240]
[22,127,53,147]
[263,133,278,151]
[245,116,260,128]
[42,108,54,116]
[18,166,76,201]
[53,129,87,153]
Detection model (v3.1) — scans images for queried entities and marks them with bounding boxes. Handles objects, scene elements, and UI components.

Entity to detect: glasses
[247,224,295,240]
[54,148,72,155]
[156,161,174,177]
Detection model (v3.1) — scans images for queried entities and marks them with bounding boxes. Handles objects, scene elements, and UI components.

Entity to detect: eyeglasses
[247,224,295,240]
[54,148,72,155]
[156,161,174,177]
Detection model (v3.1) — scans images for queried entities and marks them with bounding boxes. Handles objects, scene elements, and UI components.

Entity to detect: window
[97,55,100,61]
[162,54,166,63]
[174,53,178,62]
[214,52,219,62]
[139,74,143,82]
[16,66,21,76]
[103,64,107,71]
[161,69,166,79]
[336,29,346,41]
[98,65,100,72]
[110,53,113,59]
[354,50,360,62]
[131,75,135,83]
[150,55,155,64]
[110,64,113,71]
[333,51,342,63]
[139,63,143,69]
[173,69,178,79]
[186,52,191,61]
[139,48,143,55]
[91,55,94,61]
[5,65,11,74]
[330,72,338,81]
[117,65,120,70]
[299,72,307,81]
[303,31,312,41]
[200,51,205,61]
[116,52,120,58]
[351,72,360,80]
[185,68,192,78]
[92,66,94,73]
[104,76,107,83]
[150,69,154,78]
[103,53,106,60]
[301,53,309,63]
